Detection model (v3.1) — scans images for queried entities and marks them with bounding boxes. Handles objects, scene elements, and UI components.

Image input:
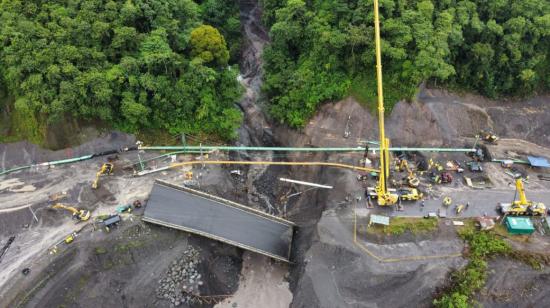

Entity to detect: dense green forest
[1,0,549,142]
[0,0,242,142]
[262,0,550,127]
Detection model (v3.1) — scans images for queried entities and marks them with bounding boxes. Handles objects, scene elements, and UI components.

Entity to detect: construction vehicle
[479,130,499,144]
[366,0,399,206]
[397,159,420,187]
[470,148,485,161]
[497,177,546,216]
[468,161,483,172]
[427,158,444,172]
[456,204,465,215]
[116,204,132,213]
[64,233,76,244]
[101,215,121,232]
[431,171,453,184]
[445,161,464,173]
[443,197,452,206]
[52,204,91,221]
[398,188,423,201]
[92,163,114,189]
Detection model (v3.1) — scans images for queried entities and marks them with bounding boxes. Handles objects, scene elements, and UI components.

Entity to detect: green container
[505,217,535,235]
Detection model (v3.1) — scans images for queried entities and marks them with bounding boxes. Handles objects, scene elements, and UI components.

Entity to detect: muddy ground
[2,88,550,308]
[2,0,550,307]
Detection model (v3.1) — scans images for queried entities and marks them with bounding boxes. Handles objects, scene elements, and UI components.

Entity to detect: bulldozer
[497,177,546,216]
[478,130,499,144]
[52,204,91,221]
[92,163,114,189]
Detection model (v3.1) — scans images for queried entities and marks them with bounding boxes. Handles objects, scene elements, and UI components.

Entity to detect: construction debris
[476,217,495,230]
[156,247,204,307]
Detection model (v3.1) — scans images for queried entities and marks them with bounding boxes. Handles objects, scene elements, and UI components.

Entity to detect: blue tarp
[527,156,550,168]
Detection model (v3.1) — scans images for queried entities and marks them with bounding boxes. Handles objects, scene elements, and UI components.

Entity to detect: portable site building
[505,217,535,235]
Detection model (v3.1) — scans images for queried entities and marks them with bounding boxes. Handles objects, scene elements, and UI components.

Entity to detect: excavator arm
[52,203,91,221]
[92,163,113,189]
[52,204,78,215]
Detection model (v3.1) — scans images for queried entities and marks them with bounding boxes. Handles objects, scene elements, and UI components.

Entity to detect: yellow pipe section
[169,160,378,173]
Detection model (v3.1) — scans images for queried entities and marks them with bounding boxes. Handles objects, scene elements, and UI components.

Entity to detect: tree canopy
[262,0,550,127]
[0,0,243,140]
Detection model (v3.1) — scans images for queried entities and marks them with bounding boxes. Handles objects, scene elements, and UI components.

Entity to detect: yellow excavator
[397,159,420,187]
[52,204,91,221]
[366,0,398,206]
[497,177,546,216]
[92,163,114,189]
[478,130,499,144]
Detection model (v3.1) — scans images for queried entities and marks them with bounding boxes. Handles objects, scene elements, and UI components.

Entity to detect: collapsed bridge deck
[143,180,294,262]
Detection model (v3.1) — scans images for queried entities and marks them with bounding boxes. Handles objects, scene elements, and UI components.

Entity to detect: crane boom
[373,0,398,205]
[516,178,528,205]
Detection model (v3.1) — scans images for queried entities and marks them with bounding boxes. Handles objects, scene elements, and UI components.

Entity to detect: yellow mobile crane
[497,177,546,216]
[52,204,91,221]
[366,0,399,206]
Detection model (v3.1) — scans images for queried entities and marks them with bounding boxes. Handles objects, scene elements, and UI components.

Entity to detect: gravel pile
[156,247,204,306]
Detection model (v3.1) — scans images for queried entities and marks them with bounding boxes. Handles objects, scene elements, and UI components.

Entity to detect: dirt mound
[7,222,241,308]
[0,131,135,170]
[296,89,550,149]
[479,259,550,307]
